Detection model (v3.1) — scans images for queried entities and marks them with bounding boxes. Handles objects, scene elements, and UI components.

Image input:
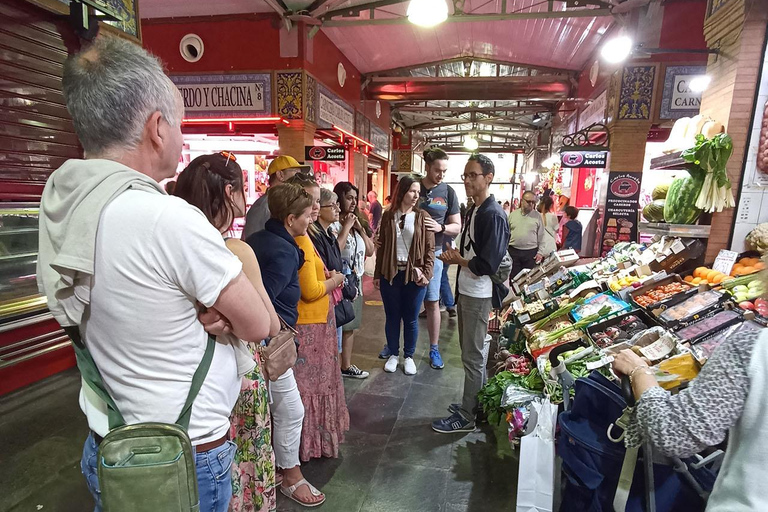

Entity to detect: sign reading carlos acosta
[560,150,608,169]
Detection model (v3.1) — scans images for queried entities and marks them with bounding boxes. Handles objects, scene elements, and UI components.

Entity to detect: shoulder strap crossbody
[65,325,215,512]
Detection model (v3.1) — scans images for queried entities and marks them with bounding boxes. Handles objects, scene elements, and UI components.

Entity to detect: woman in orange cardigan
[288,174,350,462]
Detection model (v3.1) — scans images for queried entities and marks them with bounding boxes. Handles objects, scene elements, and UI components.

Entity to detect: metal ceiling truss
[365,57,577,78]
[318,0,613,27]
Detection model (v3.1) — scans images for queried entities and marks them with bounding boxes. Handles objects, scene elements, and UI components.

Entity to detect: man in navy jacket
[431,154,510,434]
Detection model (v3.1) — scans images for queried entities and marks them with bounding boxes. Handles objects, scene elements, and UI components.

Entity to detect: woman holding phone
[373,176,435,376]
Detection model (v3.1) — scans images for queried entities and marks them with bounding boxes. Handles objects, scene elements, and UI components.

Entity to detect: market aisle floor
[0,273,518,512]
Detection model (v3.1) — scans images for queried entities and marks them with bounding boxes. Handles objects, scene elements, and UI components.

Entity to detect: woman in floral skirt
[288,174,350,461]
[174,152,279,512]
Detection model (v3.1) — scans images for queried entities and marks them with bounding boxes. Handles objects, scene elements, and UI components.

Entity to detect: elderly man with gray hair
[37,36,273,512]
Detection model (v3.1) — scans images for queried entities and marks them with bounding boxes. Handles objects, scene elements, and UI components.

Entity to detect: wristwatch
[440,224,446,233]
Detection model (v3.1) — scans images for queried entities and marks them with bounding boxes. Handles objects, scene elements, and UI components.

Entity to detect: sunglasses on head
[219,151,236,166]
[288,188,311,208]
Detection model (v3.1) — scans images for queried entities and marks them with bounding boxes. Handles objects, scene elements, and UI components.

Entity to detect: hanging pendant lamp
[407,0,449,28]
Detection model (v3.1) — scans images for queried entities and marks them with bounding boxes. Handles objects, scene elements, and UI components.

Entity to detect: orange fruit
[741,266,756,275]
[713,274,725,284]
[692,277,702,285]
[755,262,766,270]
[684,275,694,283]
[694,267,708,278]
[706,269,720,282]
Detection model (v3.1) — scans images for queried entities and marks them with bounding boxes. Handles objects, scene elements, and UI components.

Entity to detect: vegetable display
[746,224,768,254]
[663,175,703,225]
[591,314,650,348]
[681,133,736,213]
[478,369,544,426]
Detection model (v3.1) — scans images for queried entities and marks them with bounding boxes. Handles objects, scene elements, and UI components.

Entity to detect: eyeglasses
[399,214,406,230]
[320,203,340,210]
[219,151,236,166]
[461,172,483,181]
[523,199,537,205]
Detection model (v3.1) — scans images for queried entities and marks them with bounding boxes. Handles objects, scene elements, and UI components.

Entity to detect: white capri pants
[269,368,304,469]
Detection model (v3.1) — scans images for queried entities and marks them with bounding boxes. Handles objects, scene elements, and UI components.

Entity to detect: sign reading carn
[170,74,271,117]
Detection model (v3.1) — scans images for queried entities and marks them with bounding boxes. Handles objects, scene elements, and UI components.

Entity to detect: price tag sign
[640,335,677,361]
[587,356,614,371]
[713,249,739,276]
[671,239,686,254]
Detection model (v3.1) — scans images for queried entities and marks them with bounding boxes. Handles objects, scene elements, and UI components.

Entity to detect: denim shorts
[425,249,443,302]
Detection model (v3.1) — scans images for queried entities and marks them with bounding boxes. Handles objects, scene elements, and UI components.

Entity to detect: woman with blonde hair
[245,181,327,507]
[286,174,351,464]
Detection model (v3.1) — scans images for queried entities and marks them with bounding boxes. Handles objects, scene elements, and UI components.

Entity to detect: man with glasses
[242,155,302,239]
[432,154,510,433]
[506,191,545,284]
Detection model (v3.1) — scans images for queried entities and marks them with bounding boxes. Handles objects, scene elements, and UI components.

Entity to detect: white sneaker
[403,357,417,376]
[384,355,399,373]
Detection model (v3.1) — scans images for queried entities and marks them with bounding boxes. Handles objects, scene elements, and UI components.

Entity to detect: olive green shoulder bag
[65,326,215,512]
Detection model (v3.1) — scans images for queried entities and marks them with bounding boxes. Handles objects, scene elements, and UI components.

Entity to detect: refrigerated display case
[0,203,72,396]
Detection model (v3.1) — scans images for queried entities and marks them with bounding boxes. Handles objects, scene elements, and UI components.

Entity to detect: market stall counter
[479,242,767,511]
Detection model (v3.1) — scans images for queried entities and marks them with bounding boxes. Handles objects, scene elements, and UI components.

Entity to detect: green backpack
[66,326,215,512]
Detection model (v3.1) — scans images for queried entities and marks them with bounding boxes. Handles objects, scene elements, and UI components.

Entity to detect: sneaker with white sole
[384,355,399,373]
[403,357,417,375]
[341,365,370,379]
[431,412,476,434]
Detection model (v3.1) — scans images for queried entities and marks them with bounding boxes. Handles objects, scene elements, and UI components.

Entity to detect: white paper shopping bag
[516,399,558,512]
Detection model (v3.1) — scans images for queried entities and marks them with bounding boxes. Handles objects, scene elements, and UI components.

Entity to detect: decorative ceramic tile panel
[660,66,706,119]
[618,66,656,121]
[276,71,303,120]
[305,74,317,124]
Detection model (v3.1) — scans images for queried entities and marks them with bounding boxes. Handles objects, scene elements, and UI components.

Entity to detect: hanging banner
[600,172,641,257]
[305,146,346,161]
[560,150,608,169]
[318,85,355,133]
[370,124,390,160]
[170,74,271,117]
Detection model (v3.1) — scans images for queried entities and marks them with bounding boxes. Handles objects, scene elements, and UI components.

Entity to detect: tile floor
[0,275,518,511]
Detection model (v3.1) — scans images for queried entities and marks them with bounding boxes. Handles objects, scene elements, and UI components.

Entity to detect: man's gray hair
[62,36,180,155]
[320,188,338,205]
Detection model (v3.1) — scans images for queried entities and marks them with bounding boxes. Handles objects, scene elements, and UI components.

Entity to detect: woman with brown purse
[245,181,331,508]
[374,175,435,376]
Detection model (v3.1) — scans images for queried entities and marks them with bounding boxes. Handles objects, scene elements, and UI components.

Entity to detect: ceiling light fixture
[463,137,479,151]
[600,35,633,64]
[689,75,712,93]
[407,0,448,28]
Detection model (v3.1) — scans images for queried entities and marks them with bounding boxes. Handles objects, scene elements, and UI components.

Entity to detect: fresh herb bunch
[681,133,735,213]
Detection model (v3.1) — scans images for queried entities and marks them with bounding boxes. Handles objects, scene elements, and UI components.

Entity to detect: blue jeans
[379,270,427,358]
[81,431,236,512]
[440,261,455,308]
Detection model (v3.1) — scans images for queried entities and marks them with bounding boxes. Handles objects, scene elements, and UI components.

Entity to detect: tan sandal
[280,478,326,507]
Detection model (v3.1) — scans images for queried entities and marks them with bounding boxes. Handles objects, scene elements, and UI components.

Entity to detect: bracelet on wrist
[628,365,654,384]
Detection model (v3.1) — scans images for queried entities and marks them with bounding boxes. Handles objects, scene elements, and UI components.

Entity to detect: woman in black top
[245,183,327,507]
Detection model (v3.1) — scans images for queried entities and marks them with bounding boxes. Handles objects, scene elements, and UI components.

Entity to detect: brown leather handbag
[257,316,298,382]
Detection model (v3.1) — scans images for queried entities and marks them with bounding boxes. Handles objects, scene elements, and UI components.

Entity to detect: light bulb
[407,0,449,28]
[689,75,711,93]
[600,35,633,64]
[464,137,479,151]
